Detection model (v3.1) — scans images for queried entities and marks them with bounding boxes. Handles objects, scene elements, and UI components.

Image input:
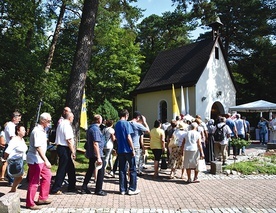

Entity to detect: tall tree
[44,0,67,72]
[137,11,195,77]
[172,0,275,61]
[172,0,276,104]
[86,1,144,114]
[65,0,99,139]
[232,38,276,103]
[0,0,53,126]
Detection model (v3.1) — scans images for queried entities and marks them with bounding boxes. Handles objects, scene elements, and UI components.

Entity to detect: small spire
[208,16,223,40]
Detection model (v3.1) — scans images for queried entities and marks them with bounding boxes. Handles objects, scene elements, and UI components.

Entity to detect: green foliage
[95,99,119,121]
[137,11,195,77]
[232,39,276,103]
[230,138,251,149]
[225,156,276,175]
[0,0,275,136]
[87,10,143,112]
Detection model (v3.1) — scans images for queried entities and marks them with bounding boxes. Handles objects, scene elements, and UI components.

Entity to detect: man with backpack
[213,116,232,165]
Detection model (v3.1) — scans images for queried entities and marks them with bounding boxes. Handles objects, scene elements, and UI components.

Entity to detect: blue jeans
[259,133,266,145]
[118,153,137,193]
[238,134,245,154]
[134,147,142,173]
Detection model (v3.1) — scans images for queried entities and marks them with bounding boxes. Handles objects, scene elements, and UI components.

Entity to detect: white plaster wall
[196,41,236,119]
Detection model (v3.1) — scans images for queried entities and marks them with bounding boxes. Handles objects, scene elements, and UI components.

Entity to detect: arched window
[159,100,167,123]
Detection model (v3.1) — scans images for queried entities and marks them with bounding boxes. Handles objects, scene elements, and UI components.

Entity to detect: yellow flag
[80,89,88,130]
[172,84,180,120]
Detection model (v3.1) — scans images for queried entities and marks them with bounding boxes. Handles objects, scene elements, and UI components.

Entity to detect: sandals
[184,179,192,184]
[193,178,200,183]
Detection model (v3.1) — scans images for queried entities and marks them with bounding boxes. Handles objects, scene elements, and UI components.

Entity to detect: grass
[45,141,89,175]
[225,155,276,175]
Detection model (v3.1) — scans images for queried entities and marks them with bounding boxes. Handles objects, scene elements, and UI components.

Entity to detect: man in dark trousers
[81,114,107,196]
[51,112,76,194]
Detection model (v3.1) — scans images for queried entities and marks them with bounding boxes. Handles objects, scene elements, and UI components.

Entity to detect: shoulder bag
[7,156,24,178]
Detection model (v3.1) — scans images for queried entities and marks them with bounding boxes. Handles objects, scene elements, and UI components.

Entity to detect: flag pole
[172,84,180,120]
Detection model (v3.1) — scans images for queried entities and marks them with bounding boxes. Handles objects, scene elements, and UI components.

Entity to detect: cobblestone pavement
[1,144,276,213]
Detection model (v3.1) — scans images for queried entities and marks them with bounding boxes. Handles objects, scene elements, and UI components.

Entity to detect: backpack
[48,128,56,143]
[214,124,225,141]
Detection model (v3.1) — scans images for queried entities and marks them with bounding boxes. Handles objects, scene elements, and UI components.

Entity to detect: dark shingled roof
[134,38,216,94]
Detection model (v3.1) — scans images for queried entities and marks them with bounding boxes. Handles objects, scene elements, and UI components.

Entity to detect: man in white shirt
[4,111,22,145]
[4,110,22,186]
[51,112,76,194]
[26,112,52,210]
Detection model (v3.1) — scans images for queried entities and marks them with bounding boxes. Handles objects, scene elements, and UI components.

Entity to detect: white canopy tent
[229,100,276,141]
[229,100,276,113]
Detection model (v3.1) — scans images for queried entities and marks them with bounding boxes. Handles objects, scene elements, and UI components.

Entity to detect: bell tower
[208,16,223,40]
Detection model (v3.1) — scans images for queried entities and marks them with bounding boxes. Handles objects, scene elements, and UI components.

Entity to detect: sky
[133,0,177,18]
[131,0,206,39]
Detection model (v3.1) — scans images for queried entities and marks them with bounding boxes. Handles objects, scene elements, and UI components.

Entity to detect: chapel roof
[133,38,217,94]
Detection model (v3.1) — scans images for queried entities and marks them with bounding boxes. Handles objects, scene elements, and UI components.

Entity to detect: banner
[180,86,185,115]
[172,84,180,120]
[80,89,88,130]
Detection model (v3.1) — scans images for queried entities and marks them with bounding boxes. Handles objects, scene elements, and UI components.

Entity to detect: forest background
[0,0,275,136]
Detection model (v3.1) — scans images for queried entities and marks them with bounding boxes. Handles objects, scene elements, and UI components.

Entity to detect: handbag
[168,134,178,148]
[197,159,207,172]
[7,157,24,178]
[160,153,167,170]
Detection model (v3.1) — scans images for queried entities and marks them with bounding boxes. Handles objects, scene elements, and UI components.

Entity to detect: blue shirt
[85,124,104,158]
[226,118,236,137]
[234,119,245,136]
[129,121,148,148]
[258,121,268,134]
[115,120,134,154]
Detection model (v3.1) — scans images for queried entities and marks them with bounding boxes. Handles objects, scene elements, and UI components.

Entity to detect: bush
[230,138,251,149]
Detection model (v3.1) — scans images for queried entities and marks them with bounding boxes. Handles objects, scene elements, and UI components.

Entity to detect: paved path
[1,144,276,213]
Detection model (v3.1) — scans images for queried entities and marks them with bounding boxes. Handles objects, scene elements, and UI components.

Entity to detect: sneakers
[95,190,107,196]
[80,188,92,194]
[51,190,63,195]
[128,189,140,195]
[120,191,126,195]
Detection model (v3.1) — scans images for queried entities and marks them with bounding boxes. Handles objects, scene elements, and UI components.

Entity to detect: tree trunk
[45,1,66,72]
[66,0,99,143]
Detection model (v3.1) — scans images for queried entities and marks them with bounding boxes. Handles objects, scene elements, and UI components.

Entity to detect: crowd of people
[1,108,276,210]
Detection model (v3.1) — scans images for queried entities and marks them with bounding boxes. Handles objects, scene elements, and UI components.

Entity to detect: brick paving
[1,144,276,213]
